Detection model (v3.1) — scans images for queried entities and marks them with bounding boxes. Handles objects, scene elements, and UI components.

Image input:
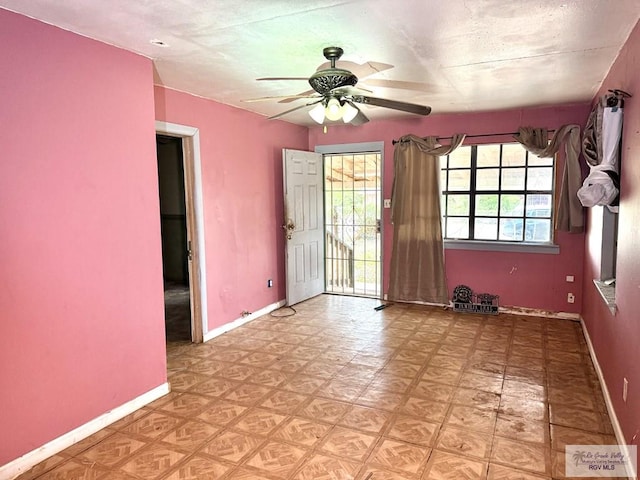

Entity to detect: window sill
[444,240,559,254]
[593,279,617,314]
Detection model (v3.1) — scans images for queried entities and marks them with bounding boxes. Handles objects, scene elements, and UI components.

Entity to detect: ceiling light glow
[325,97,343,121]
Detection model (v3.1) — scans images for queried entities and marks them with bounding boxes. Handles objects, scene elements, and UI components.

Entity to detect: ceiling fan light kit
[341,102,359,123]
[309,102,326,123]
[308,96,360,124]
[325,97,344,120]
[257,46,432,124]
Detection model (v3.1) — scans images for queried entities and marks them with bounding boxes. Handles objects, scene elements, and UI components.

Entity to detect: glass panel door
[324,152,382,298]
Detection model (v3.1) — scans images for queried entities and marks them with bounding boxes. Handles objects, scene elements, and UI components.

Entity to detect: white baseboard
[499,305,580,320]
[203,299,286,342]
[383,299,580,321]
[1,382,170,480]
[580,317,637,480]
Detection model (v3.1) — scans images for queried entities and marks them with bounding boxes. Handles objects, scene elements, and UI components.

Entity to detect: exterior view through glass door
[324,151,382,298]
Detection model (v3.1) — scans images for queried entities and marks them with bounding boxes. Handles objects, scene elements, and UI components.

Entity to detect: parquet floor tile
[120,444,185,479]
[161,454,229,479]
[370,438,431,475]
[423,450,487,479]
[202,429,264,463]
[320,426,378,462]
[273,416,333,447]
[244,440,307,477]
[79,432,147,467]
[16,295,620,480]
[291,453,360,480]
[436,425,493,459]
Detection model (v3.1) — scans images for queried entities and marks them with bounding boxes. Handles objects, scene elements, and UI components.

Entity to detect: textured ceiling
[2,0,639,125]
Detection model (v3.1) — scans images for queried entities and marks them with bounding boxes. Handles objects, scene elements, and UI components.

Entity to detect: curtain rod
[391,130,556,145]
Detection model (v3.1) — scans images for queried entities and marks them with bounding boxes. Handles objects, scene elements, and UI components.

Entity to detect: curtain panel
[388,134,465,304]
[513,125,584,233]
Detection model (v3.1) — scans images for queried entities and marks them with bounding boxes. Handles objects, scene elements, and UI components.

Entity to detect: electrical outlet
[267,279,273,288]
[383,199,391,208]
[623,377,629,403]
[566,275,575,282]
[567,293,575,304]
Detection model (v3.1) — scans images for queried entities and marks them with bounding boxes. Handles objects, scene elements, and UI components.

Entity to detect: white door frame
[315,141,385,299]
[156,121,208,343]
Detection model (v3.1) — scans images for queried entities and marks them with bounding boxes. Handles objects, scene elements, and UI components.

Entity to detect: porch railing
[325,231,354,289]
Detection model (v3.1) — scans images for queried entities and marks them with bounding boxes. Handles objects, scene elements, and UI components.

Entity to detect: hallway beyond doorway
[164,281,191,342]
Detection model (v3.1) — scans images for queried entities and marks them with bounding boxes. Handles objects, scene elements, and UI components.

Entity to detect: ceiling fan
[248,47,432,125]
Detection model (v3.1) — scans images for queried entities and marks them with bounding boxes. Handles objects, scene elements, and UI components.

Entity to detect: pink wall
[310,104,590,313]
[154,87,309,330]
[582,20,640,445]
[0,10,167,465]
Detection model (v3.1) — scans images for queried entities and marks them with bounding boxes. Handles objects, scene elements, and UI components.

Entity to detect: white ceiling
[3,0,639,126]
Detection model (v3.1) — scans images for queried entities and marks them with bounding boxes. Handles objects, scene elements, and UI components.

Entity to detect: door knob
[282,219,295,240]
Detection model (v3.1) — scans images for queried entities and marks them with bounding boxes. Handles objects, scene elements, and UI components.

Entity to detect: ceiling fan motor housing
[308,69,358,95]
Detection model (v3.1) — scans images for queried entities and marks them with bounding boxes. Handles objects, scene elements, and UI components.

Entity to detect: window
[440,143,555,243]
[593,207,618,313]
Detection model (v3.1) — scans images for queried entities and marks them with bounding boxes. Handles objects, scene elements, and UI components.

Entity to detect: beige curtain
[388,133,466,304]
[514,125,584,233]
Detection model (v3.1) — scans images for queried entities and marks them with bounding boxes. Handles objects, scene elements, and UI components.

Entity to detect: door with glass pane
[324,152,382,297]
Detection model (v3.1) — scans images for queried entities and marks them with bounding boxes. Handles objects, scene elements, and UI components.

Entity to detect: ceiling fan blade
[257,77,309,81]
[331,85,373,96]
[344,101,369,126]
[278,89,316,104]
[351,95,431,116]
[268,99,322,120]
[362,79,433,92]
[243,94,319,103]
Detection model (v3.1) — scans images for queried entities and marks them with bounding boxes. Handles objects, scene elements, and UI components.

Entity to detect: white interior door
[283,149,325,306]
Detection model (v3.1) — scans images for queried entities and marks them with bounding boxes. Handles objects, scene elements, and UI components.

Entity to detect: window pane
[525,219,551,242]
[528,154,553,166]
[446,217,469,239]
[501,168,525,189]
[448,169,471,191]
[502,144,526,166]
[477,145,500,167]
[526,194,552,217]
[449,146,471,168]
[499,218,524,241]
[475,218,498,240]
[500,194,524,216]
[527,167,553,190]
[440,142,554,244]
[476,194,498,216]
[447,194,470,215]
[476,169,499,190]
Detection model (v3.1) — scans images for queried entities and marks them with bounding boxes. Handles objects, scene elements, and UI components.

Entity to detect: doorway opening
[323,150,383,298]
[155,121,207,343]
[156,135,191,341]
